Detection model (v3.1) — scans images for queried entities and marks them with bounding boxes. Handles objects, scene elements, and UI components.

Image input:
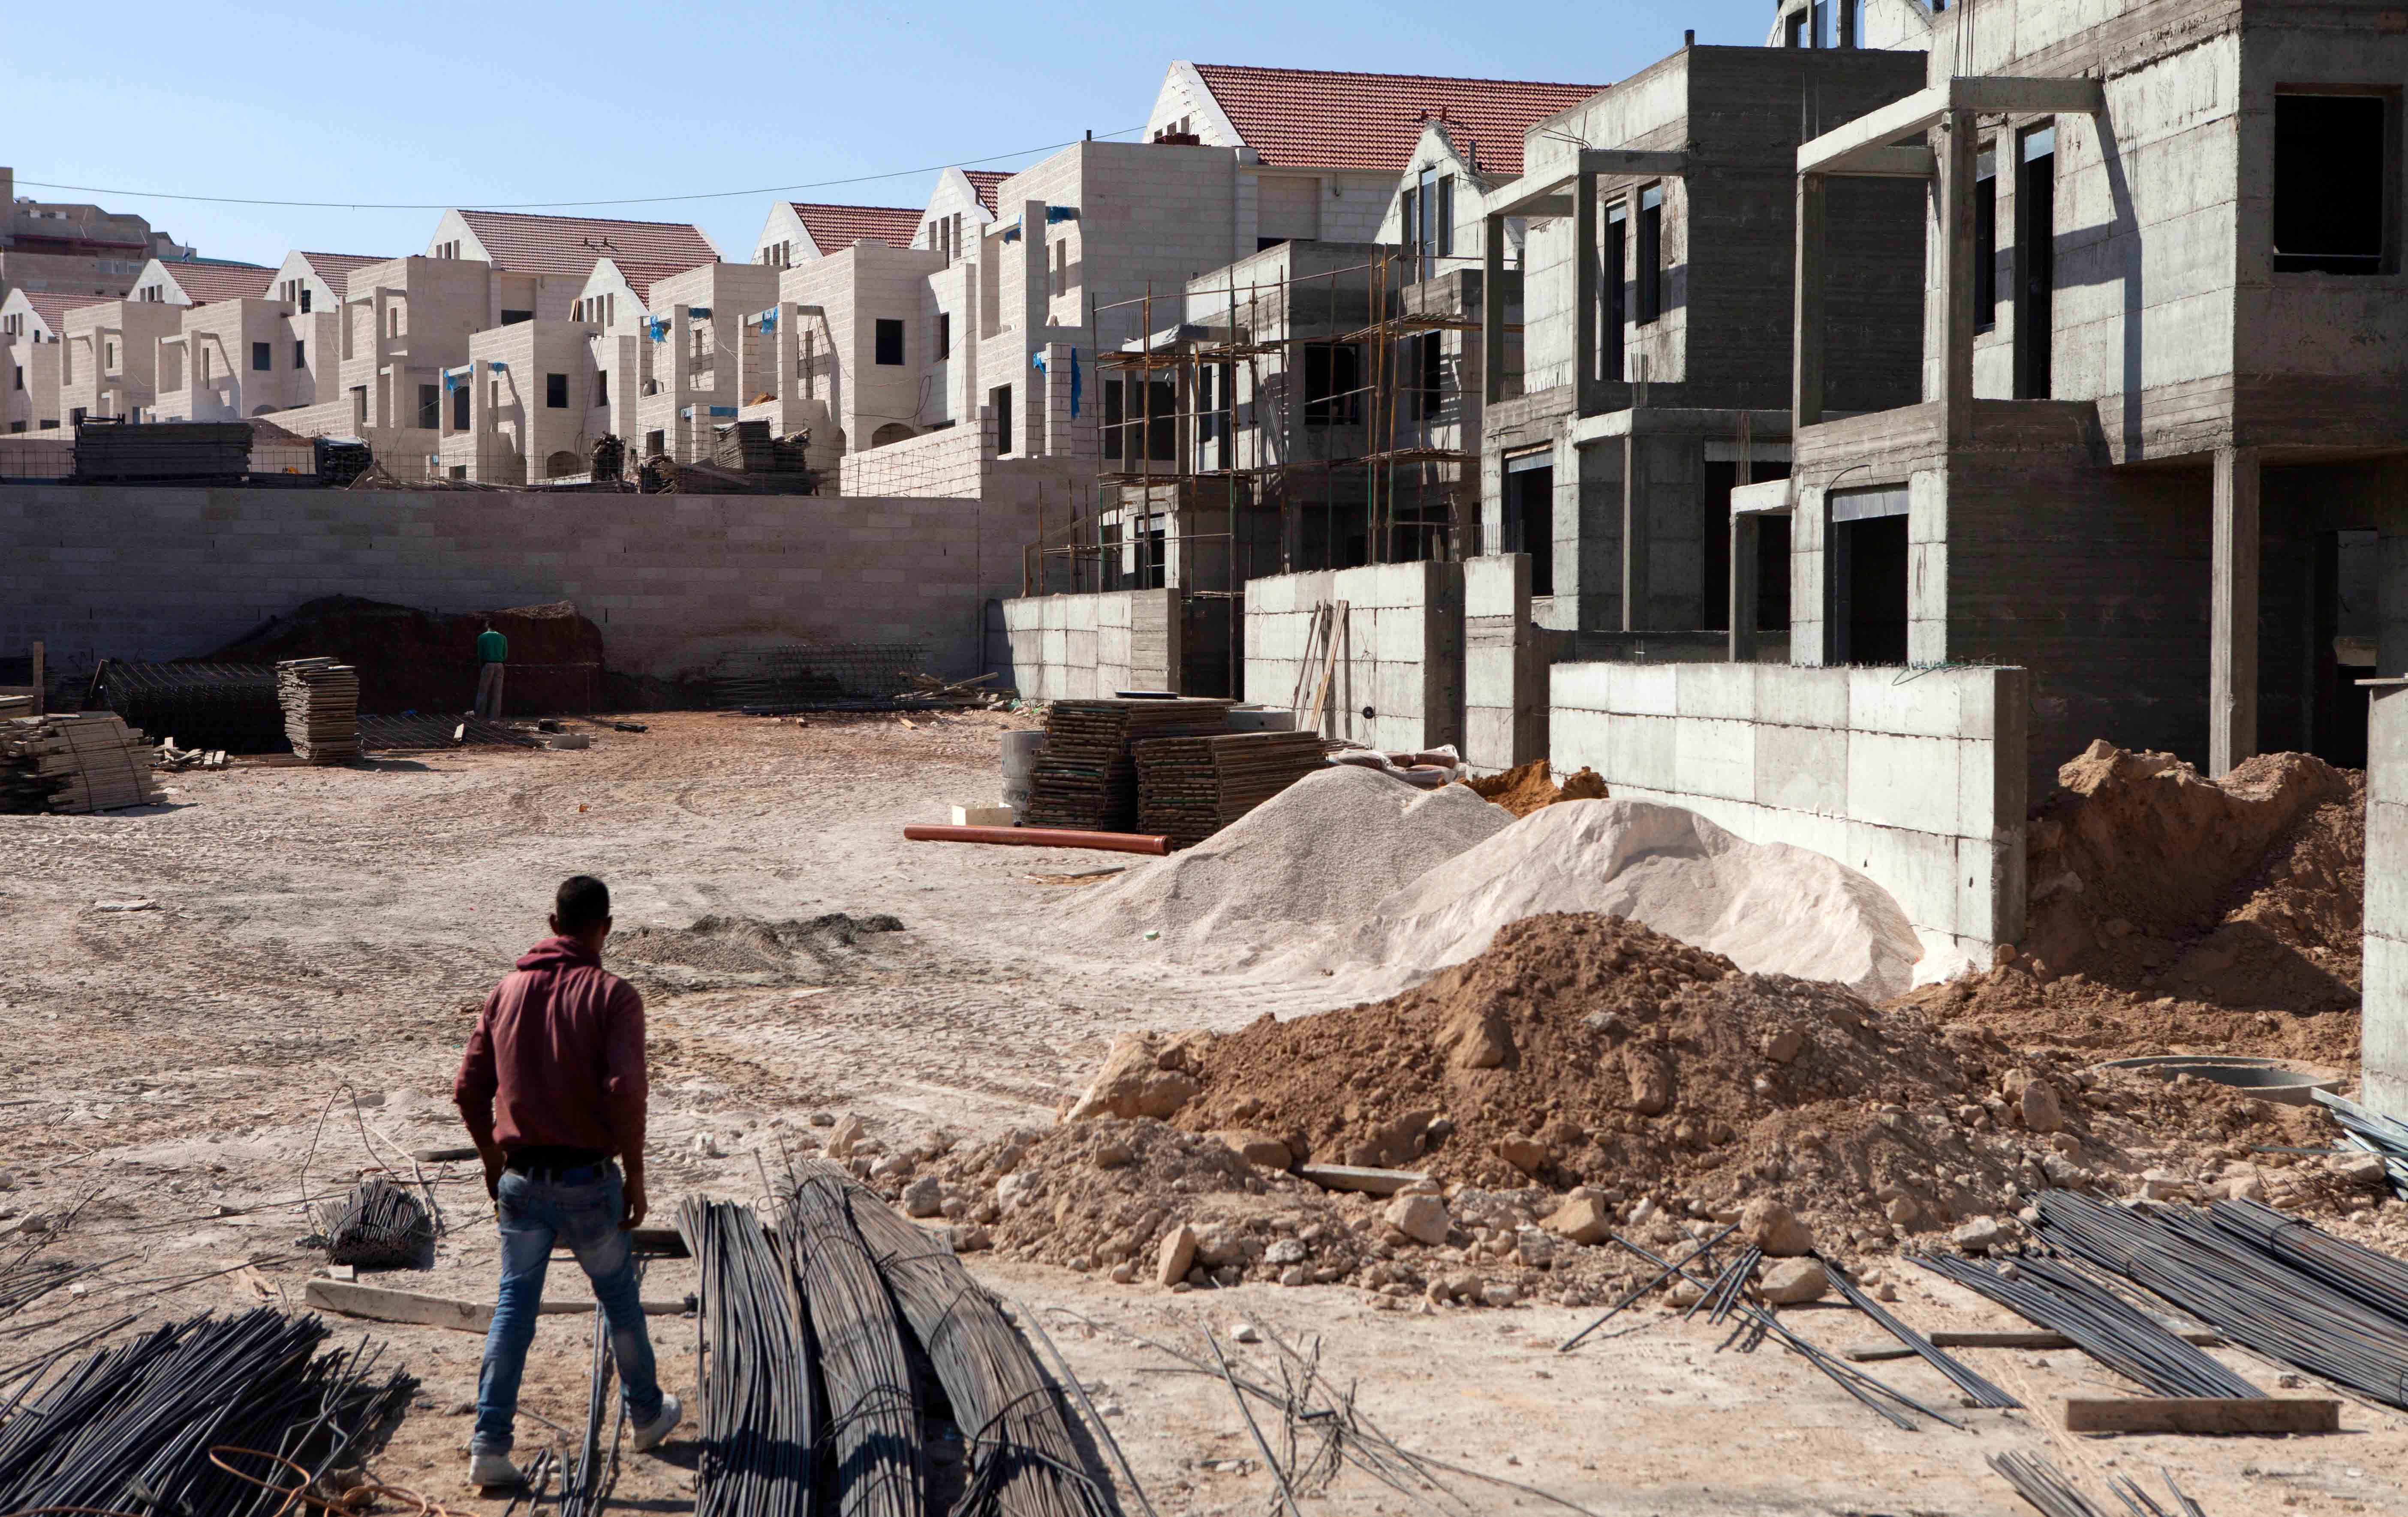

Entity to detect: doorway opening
[1832,488,1910,664]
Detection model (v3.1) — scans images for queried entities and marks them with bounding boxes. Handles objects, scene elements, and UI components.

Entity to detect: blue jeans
[473,1162,664,1454]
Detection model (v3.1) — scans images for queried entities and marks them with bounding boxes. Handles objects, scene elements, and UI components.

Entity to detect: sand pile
[1319,800,1920,1002]
[1461,759,1609,818]
[612,912,906,991]
[1060,765,1511,972]
[1158,914,2318,1250]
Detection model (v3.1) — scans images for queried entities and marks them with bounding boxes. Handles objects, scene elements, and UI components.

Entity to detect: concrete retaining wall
[0,483,1037,682]
[2366,681,2408,1119]
[1550,661,2030,979]
[999,589,1179,701]
[1244,560,1465,750]
[1463,553,1549,775]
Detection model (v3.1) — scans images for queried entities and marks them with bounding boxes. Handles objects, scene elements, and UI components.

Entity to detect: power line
[12,127,1148,212]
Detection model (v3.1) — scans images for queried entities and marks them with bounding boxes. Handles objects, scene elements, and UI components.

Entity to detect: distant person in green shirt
[476,623,509,719]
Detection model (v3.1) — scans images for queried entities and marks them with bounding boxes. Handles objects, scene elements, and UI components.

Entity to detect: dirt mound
[1898,968,2361,1070]
[1164,914,2318,1249]
[2022,743,2361,1011]
[612,912,905,990]
[1461,759,1609,818]
[207,596,608,715]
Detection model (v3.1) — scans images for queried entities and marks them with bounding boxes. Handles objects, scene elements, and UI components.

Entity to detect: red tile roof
[17,289,109,335]
[297,251,387,295]
[455,210,717,288]
[1189,63,1604,177]
[789,202,922,256]
[156,258,275,305]
[961,171,1010,216]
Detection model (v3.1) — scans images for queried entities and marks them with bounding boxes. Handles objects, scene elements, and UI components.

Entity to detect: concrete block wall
[999,589,1180,701]
[841,418,985,498]
[1550,660,2030,978]
[1244,560,1466,751]
[0,483,1038,684]
[1463,553,1548,774]
[2366,681,2408,1119]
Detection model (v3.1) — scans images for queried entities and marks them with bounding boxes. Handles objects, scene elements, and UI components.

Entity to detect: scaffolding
[1018,249,1481,697]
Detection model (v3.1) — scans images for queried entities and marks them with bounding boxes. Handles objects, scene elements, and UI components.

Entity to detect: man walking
[454,875,679,1487]
[473,620,508,719]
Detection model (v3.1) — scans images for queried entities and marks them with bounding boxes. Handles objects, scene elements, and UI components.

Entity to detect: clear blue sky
[11,0,1777,268]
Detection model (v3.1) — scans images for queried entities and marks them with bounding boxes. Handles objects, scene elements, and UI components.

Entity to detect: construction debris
[1460,758,1610,817]
[0,711,159,813]
[276,656,360,763]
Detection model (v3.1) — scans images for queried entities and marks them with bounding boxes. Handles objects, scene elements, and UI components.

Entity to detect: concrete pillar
[1940,112,1978,447]
[1730,509,1761,662]
[2365,680,2408,1119]
[1793,174,1826,429]
[1621,431,1649,630]
[1483,214,1507,404]
[1574,170,1599,414]
[2210,445,2262,775]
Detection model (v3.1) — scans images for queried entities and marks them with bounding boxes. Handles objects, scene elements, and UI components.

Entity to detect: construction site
[12,1,2408,1514]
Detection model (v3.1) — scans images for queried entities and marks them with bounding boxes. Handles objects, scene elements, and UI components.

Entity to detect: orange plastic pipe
[903,824,1170,855]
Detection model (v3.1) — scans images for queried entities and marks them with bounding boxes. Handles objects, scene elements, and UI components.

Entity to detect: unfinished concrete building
[1776,0,2408,785]
[0,167,196,308]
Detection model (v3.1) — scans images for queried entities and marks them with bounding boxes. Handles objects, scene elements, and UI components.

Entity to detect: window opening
[2275,93,2390,274]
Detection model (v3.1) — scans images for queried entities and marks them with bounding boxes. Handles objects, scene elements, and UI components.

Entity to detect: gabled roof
[297,251,387,292]
[960,171,1010,216]
[156,258,276,305]
[455,210,717,287]
[789,202,922,256]
[1188,62,1604,176]
[16,289,108,335]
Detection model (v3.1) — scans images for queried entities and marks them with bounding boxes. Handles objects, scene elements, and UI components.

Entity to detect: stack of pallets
[277,658,361,764]
[0,713,158,814]
[1023,697,1234,831]
[1134,730,1330,847]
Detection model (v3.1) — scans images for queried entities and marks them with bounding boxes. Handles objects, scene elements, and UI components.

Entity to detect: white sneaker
[631,1392,681,1453]
[468,1449,524,1488]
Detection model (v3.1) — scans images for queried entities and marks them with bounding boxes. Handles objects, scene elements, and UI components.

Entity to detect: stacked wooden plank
[0,713,158,814]
[1135,730,1330,847]
[1023,697,1234,831]
[277,657,361,763]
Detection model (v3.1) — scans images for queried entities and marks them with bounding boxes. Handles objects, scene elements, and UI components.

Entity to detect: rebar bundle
[318,1177,436,1269]
[2034,1189,2408,1409]
[777,1169,925,1517]
[1908,1247,2260,1399]
[2311,1089,2408,1201]
[677,1197,819,1517]
[796,1160,1119,1517]
[91,660,287,755]
[0,1307,414,1515]
[1817,1254,2019,1408]
[1988,1452,2205,1517]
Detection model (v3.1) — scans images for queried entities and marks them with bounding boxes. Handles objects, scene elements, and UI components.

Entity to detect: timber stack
[1134,729,1330,847]
[1023,697,1234,831]
[277,657,361,764]
[0,713,159,814]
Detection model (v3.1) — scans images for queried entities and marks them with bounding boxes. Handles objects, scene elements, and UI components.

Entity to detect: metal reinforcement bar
[677,1196,820,1517]
[1815,1253,2020,1408]
[796,1159,1123,1517]
[1908,1247,2260,1400]
[778,1167,926,1517]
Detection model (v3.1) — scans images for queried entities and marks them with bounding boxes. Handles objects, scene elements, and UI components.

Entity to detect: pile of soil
[1162,913,2320,1249]
[1461,759,1609,818]
[612,912,905,991]
[2020,743,2361,1007]
[207,596,608,715]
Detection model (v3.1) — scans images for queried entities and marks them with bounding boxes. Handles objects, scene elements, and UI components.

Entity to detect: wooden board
[304,1276,689,1333]
[2062,1397,2339,1436]
[1296,1163,1430,1196]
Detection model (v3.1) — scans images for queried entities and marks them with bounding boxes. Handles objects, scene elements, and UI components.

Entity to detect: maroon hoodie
[454,936,647,1162]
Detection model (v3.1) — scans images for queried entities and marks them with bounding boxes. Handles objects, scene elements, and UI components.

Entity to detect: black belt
[505,1147,609,1181]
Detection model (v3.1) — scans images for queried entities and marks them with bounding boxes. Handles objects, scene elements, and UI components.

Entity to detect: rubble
[1460,758,1610,818]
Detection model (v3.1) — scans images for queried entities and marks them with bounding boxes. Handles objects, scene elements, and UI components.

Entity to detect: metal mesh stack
[90,660,286,754]
[711,643,929,708]
[1025,697,1236,832]
[277,657,360,763]
[1134,729,1328,847]
[0,713,158,814]
[73,418,253,483]
[318,1177,436,1269]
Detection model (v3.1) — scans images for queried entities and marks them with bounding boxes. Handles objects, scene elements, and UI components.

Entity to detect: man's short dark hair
[555,875,611,934]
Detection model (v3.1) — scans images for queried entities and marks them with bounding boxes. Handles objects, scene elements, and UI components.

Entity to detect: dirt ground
[2,711,2402,1516]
